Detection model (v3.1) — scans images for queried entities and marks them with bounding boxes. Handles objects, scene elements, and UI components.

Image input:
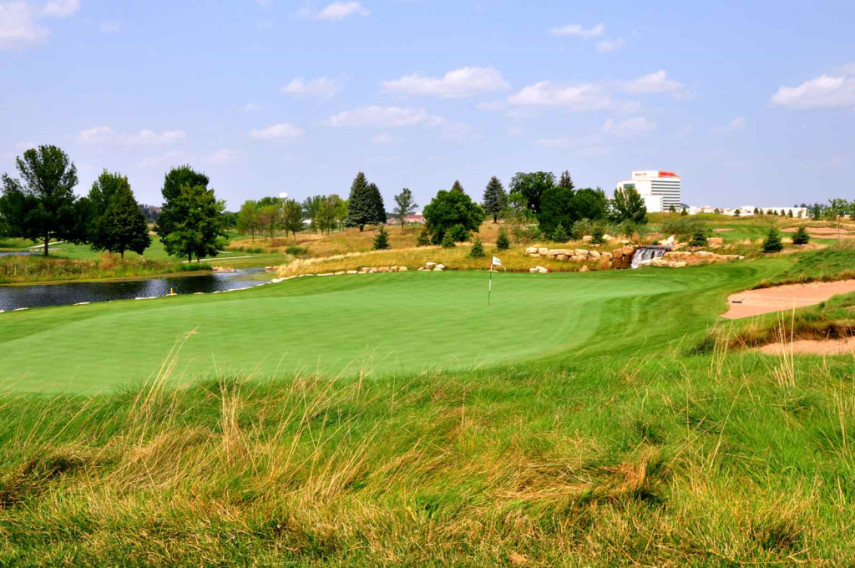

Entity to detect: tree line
[0,145,228,261]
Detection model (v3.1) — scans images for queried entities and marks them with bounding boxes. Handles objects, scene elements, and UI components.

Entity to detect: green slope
[0,259,786,394]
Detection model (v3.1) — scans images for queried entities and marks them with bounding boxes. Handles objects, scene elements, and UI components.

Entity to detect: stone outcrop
[526,244,637,270]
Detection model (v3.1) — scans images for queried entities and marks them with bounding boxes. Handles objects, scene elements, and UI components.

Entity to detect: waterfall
[631,246,668,269]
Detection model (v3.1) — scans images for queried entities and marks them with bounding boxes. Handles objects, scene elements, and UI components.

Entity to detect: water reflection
[0,268,268,311]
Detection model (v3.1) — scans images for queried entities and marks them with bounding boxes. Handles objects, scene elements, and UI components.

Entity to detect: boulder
[334,271,346,275]
[708,237,724,246]
[602,234,614,242]
[525,247,538,255]
[537,247,549,255]
[556,254,568,261]
[346,270,358,274]
[425,262,436,268]
[575,249,589,257]
[529,267,538,273]
[582,236,593,243]
[398,266,408,271]
[579,265,589,272]
[589,251,601,260]
[537,266,549,274]
[435,264,446,271]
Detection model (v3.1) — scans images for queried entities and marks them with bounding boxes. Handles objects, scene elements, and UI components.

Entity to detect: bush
[469,238,485,258]
[551,223,569,243]
[571,219,593,240]
[448,224,470,243]
[373,226,390,250]
[285,245,307,256]
[662,218,708,241]
[441,232,455,248]
[591,225,605,245]
[417,228,431,247]
[762,228,784,253]
[792,226,810,245]
[496,227,510,250]
[689,227,708,247]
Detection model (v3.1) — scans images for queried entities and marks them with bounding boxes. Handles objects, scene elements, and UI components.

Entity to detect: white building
[616,171,682,213]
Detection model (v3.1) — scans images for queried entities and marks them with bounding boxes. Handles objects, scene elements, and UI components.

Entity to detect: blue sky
[1,0,853,210]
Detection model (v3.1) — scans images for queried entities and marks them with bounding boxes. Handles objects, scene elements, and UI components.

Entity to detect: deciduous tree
[392,188,417,231]
[611,186,648,224]
[160,183,227,262]
[509,171,555,215]
[87,171,150,258]
[423,186,484,244]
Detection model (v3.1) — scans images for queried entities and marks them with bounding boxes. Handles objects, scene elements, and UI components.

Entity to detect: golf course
[1,258,780,394]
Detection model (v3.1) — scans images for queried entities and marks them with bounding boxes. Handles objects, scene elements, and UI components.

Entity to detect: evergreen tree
[482,176,507,223]
[0,145,81,256]
[346,172,373,231]
[787,209,793,218]
[734,209,741,217]
[681,207,688,216]
[551,223,569,243]
[373,225,390,250]
[368,183,386,225]
[762,227,784,253]
[669,204,677,213]
[451,180,465,193]
[496,226,510,250]
[441,231,455,248]
[469,237,485,258]
[753,208,759,215]
[417,227,431,246]
[392,188,417,231]
[689,226,708,247]
[89,173,150,258]
[557,170,575,190]
[791,226,810,245]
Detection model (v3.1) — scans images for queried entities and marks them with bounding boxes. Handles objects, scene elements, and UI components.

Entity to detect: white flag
[492,256,502,266]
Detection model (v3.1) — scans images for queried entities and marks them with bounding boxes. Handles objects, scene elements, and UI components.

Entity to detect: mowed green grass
[0,260,785,394]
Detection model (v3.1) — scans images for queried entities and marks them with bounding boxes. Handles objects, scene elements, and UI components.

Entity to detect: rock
[572,255,586,263]
[579,265,589,272]
[398,266,408,271]
[435,264,446,270]
[602,234,614,242]
[525,247,538,255]
[582,236,593,243]
[346,270,358,274]
[589,251,601,260]
[556,254,567,261]
[537,247,549,255]
[425,262,436,268]
[529,267,538,273]
[378,266,390,272]
[537,266,548,274]
[530,253,541,258]
[418,267,429,271]
[575,249,589,257]
[334,271,346,275]
[602,252,612,260]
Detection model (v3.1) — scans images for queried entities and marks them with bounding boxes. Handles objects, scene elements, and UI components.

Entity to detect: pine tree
[551,223,569,243]
[496,226,510,250]
[681,207,688,216]
[669,204,677,213]
[791,226,810,245]
[557,170,575,190]
[469,237,485,258]
[373,225,390,250]
[762,227,784,253]
[346,172,373,231]
[368,183,386,225]
[451,180,465,193]
[441,231,455,248]
[482,176,507,223]
[417,227,431,246]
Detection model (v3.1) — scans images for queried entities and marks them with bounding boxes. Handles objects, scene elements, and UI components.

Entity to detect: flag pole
[488,262,493,306]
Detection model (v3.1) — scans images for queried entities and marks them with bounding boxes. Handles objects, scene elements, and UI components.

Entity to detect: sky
[1,0,854,211]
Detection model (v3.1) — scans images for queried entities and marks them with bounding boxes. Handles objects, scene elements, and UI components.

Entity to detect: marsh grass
[0,254,209,284]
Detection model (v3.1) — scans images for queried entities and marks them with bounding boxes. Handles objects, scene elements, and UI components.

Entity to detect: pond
[0,268,270,311]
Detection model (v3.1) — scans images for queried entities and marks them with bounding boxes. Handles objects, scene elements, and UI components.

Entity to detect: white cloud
[602,116,655,138]
[328,105,439,128]
[77,126,186,145]
[99,20,120,33]
[282,76,341,98]
[549,23,604,39]
[370,134,399,145]
[596,38,624,53]
[508,81,612,111]
[205,149,241,166]
[42,0,78,18]
[0,2,48,48]
[619,71,684,95]
[715,117,746,134]
[307,1,369,21]
[771,68,855,109]
[249,123,304,139]
[381,66,509,98]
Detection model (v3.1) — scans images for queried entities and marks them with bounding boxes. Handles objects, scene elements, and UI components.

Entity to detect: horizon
[2,0,854,210]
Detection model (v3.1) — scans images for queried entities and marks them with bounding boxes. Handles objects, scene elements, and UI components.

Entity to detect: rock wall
[525,245,637,270]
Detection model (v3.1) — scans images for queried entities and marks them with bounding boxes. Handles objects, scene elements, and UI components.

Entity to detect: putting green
[0,263,780,394]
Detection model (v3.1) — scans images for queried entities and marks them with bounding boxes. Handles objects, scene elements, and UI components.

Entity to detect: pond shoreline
[0,269,214,287]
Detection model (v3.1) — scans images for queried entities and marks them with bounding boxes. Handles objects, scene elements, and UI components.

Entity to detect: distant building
[616,171,682,212]
[685,205,808,217]
[386,212,425,225]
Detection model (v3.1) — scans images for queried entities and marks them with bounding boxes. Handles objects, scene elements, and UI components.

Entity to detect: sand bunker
[722,279,855,319]
[756,336,855,356]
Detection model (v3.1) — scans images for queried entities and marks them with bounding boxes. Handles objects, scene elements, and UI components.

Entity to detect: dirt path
[756,336,855,356]
[722,279,855,319]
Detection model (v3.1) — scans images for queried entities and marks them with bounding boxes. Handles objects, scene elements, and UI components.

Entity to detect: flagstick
[488,263,493,306]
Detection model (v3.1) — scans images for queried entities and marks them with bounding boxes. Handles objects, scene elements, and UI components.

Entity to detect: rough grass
[753,242,855,288]
[0,253,209,284]
[0,346,853,565]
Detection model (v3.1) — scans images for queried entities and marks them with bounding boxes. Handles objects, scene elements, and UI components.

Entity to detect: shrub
[469,238,485,258]
[591,225,605,245]
[98,252,117,271]
[373,226,390,250]
[551,223,569,243]
[496,227,510,250]
[571,219,593,240]
[448,224,470,242]
[285,245,307,256]
[417,228,431,247]
[441,232,455,248]
[689,227,708,247]
[792,226,810,245]
[762,227,784,253]
[662,218,708,241]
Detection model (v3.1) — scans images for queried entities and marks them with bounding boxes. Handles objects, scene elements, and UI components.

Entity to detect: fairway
[0,262,781,394]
